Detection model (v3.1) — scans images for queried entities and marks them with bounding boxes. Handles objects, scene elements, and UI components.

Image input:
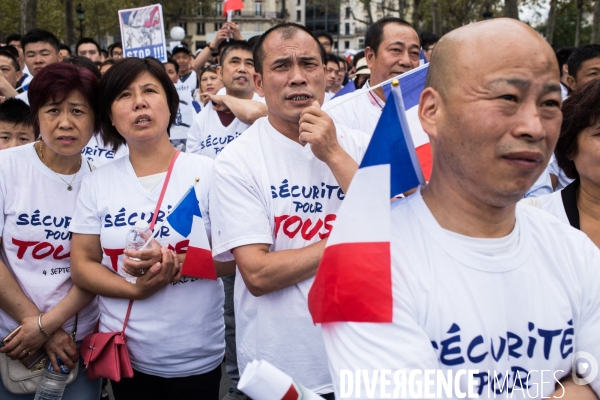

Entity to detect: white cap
[135,220,149,231]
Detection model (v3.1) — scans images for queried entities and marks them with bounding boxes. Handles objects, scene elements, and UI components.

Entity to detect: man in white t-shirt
[173,45,198,92]
[186,40,267,158]
[210,23,369,397]
[327,17,420,135]
[321,19,600,399]
[14,30,63,105]
[163,57,198,147]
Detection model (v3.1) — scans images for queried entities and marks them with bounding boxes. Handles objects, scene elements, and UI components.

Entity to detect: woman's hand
[122,238,162,277]
[43,328,78,371]
[132,248,182,300]
[0,316,48,361]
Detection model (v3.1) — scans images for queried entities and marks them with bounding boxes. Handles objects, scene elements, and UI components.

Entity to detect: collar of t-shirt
[216,110,236,127]
[138,172,167,192]
[409,188,531,272]
[364,80,386,110]
[179,71,193,83]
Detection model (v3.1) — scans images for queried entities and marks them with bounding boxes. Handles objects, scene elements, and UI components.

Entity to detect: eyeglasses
[203,64,218,69]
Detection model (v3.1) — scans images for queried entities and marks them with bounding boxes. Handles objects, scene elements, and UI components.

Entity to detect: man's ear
[253,72,264,97]
[418,87,442,142]
[566,74,576,90]
[364,46,376,70]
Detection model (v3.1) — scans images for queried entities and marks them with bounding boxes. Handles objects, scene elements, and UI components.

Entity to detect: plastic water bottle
[123,220,153,283]
[33,358,70,400]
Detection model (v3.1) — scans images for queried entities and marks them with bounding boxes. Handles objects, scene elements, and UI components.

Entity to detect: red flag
[223,0,244,16]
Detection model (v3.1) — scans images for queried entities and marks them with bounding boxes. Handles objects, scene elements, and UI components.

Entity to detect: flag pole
[226,10,232,42]
[138,178,201,251]
[321,62,428,112]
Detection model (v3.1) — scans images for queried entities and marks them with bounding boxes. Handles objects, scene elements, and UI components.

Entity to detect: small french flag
[167,186,216,280]
[308,82,425,323]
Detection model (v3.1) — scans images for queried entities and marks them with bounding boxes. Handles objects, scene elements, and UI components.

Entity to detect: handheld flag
[324,64,432,181]
[238,360,323,400]
[223,0,244,16]
[379,65,431,181]
[166,186,216,280]
[308,82,425,323]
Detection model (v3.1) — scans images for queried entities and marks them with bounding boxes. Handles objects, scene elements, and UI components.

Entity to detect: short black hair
[253,22,326,74]
[98,57,179,151]
[314,31,333,46]
[109,41,123,57]
[0,98,33,130]
[164,57,179,74]
[365,17,418,55]
[555,47,575,71]
[420,32,439,49]
[0,49,20,71]
[76,38,101,55]
[21,29,60,52]
[59,43,72,57]
[327,54,340,67]
[247,35,261,49]
[5,34,21,46]
[65,56,102,79]
[567,45,600,79]
[100,49,109,59]
[220,40,253,65]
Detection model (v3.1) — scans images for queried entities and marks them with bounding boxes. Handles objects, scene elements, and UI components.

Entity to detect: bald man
[321,19,600,399]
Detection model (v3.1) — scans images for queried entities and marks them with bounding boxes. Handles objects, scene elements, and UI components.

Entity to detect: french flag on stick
[325,63,432,181]
[308,82,425,323]
[223,0,244,17]
[166,185,216,280]
[238,360,323,400]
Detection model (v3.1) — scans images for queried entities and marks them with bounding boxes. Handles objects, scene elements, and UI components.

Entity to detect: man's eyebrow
[489,78,531,90]
[542,83,561,94]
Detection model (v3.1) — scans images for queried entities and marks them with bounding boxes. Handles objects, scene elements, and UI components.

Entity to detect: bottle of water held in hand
[123,220,153,283]
[33,357,70,400]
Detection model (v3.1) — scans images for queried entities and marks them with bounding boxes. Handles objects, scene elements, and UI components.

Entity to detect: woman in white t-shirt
[534,79,600,247]
[70,58,233,400]
[0,63,101,399]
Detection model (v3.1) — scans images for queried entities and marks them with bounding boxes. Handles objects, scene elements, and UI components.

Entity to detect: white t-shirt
[186,92,263,158]
[322,190,600,398]
[536,189,570,225]
[0,143,98,339]
[70,152,225,378]
[82,135,129,168]
[178,70,198,91]
[548,155,574,190]
[210,117,369,393]
[326,80,383,135]
[171,79,198,140]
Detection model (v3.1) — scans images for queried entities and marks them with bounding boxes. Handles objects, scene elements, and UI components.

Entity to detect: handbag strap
[121,149,181,334]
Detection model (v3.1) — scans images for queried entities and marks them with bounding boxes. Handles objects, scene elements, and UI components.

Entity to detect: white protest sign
[118,4,168,62]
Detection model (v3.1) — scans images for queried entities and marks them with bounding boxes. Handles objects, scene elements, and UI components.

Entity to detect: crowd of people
[0,14,599,400]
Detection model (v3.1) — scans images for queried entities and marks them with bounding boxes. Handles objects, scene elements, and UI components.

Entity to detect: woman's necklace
[37,142,81,191]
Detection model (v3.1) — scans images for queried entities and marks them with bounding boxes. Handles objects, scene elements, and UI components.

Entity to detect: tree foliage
[536,0,594,46]
[0,0,221,44]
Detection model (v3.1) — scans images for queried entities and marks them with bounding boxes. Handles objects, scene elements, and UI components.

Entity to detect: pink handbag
[80,150,180,382]
[81,302,134,382]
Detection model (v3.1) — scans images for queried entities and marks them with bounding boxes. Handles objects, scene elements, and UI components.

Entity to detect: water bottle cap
[135,220,150,231]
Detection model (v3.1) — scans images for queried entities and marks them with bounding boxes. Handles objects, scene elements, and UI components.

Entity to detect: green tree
[536,0,593,46]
